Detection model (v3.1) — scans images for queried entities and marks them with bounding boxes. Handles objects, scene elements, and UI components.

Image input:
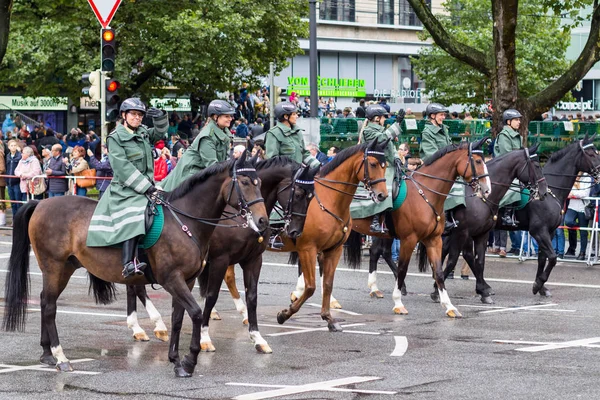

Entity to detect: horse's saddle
[392,159,408,211]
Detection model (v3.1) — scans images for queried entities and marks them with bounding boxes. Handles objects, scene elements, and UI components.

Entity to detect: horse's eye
[370,162,377,168]
[241,180,250,186]
[476,159,482,164]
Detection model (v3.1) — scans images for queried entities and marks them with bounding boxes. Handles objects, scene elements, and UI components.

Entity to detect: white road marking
[0,358,100,375]
[0,241,13,245]
[479,303,561,314]
[0,269,87,280]
[459,304,576,313]
[28,308,125,318]
[306,302,361,315]
[0,251,34,259]
[264,323,367,337]
[390,336,408,357]
[227,376,396,399]
[494,337,600,352]
[261,262,600,290]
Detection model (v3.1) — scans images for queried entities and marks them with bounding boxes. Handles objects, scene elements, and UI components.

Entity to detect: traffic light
[101,28,116,72]
[82,70,101,101]
[105,79,121,121]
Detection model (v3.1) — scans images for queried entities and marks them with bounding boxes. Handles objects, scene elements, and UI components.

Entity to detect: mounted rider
[86,98,169,278]
[358,104,404,232]
[160,99,235,192]
[419,103,463,231]
[495,109,523,226]
[265,101,321,168]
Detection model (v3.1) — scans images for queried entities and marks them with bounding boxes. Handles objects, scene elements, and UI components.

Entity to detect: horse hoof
[277,311,288,325]
[447,309,463,318]
[539,286,552,297]
[328,322,343,332]
[174,366,193,378]
[330,300,343,309]
[154,330,169,342]
[56,362,73,372]
[290,293,298,302]
[242,318,249,325]
[40,354,57,366]
[370,290,384,299]
[393,306,408,315]
[430,292,440,303]
[401,288,407,296]
[133,332,150,342]
[210,310,221,320]
[481,295,494,304]
[532,282,541,295]
[255,343,273,354]
[200,342,216,352]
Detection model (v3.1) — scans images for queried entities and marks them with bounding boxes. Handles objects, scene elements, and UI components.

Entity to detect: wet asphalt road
[1,231,600,399]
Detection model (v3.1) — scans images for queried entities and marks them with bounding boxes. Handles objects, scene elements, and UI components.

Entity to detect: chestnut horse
[345,139,491,318]
[2,154,268,378]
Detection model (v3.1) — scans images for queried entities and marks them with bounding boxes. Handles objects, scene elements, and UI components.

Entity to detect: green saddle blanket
[111,205,165,249]
[517,188,530,210]
[392,177,408,211]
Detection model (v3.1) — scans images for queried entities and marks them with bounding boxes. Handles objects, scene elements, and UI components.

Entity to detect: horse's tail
[417,242,429,273]
[197,265,209,299]
[87,273,117,305]
[288,251,299,266]
[344,230,363,270]
[3,200,39,331]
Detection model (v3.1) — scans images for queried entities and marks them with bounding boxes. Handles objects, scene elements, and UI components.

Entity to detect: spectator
[172,133,187,156]
[46,144,68,197]
[168,121,178,136]
[251,143,265,160]
[307,143,328,164]
[543,113,553,122]
[31,126,42,142]
[87,131,101,155]
[326,146,339,163]
[379,98,390,113]
[154,147,169,182]
[335,109,344,118]
[326,97,336,113]
[177,114,193,137]
[463,111,473,120]
[236,118,249,139]
[355,99,366,118]
[67,128,86,149]
[249,117,264,139]
[191,124,200,141]
[36,128,60,154]
[0,140,6,219]
[55,133,67,153]
[6,140,22,215]
[232,144,247,159]
[41,146,52,171]
[343,107,355,118]
[15,146,42,200]
[87,145,112,199]
[565,172,592,260]
[66,145,90,196]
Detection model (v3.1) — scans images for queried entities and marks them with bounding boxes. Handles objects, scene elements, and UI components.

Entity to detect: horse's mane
[548,142,576,163]
[255,156,300,171]
[423,142,468,166]
[486,147,524,166]
[319,143,369,176]
[166,159,235,201]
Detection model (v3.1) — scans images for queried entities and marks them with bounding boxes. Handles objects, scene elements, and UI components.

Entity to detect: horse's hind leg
[278,250,317,325]
[126,285,149,342]
[532,229,555,297]
[199,256,229,352]
[224,265,249,324]
[319,246,344,332]
[40,261,77,371]
[368,238,384,298]
[241,255,272,353]
[134,285,168,341]
[164,279,202,378]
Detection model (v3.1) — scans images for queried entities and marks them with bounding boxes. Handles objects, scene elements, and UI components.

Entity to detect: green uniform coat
[87,114,168,247]
[265,122,319,168]
[495,126,523,207]
[419,121,465,211]
[160,119,231,192]
[350,122,399,219]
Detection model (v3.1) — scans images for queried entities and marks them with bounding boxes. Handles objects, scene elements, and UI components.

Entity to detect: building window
[398,0,430,27]
[378,0,394,25]
[319,0,356,23]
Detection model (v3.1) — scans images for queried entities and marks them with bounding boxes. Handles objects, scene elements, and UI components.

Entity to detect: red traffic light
[102,29,115,42]
[107,80,120,92]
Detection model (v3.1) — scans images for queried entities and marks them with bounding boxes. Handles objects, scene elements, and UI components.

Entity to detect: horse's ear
[249,154,259,167]
[380,137,391,149]
[368,137,378,150]
[308,164,321,177]
[236,149,247,165]
[584,133,589,142]
[473,136,487,150]
[589,133,597,142]
[528,143,540,154]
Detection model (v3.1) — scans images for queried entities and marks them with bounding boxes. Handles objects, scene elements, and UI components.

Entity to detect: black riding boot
[500,207,518,227]
[370,214,388,233]
[444,210,459,232]
[122,236,146,278]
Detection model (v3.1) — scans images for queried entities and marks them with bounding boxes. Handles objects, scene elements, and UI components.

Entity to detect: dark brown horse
[124,157,319,353]
[2,153,268,378]
[346,139,491,318]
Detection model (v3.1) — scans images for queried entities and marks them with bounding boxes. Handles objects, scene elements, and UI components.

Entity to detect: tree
[0,0,308,110]
[0,0,12,66]
[407,0,600,136]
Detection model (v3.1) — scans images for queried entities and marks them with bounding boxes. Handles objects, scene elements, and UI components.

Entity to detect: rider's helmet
[502,109,523,125]
[425,103,449,118]
[274,102,298,121]
[120,98,146,115]
[207,100,236,117]
[365,105,387,120]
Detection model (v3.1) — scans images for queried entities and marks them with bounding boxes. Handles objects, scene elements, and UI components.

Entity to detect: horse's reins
[270,166,315,234]
[544,141,600,190]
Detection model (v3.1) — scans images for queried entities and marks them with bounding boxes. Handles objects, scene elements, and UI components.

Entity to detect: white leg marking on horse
[368,272,380,294]
[51,345,69,363]
[144,299,167,332]
[438,288,458,314]
[292,273,305,299]
[200,326,211,344]
[127,311,146,336]
[249,331,268,346]
[233,297,248,320]
[392,282,405,313]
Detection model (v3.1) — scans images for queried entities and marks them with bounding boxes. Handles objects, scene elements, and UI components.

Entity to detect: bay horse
[345,138,491,318]
[426,145,547,304]
[124,157,319,354]
[493,135,600,297]
[2,153,269,378]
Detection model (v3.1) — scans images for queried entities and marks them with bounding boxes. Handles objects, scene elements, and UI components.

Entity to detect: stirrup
[370,222,388,233]
[269,235,284,250]
[122,259,146,278]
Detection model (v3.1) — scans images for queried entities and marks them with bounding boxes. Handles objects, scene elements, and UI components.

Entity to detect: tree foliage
[412,0,573,108]
[0,0,308,104]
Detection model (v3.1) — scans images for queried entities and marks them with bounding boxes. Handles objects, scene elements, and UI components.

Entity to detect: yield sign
[87,0,122,28]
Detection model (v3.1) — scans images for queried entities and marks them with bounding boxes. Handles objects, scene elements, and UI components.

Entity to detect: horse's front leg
[126,284,149,341]
[393,237,416,315]
[224,265,249,324]
[532,229,555,297]
[277,249,317,324]
[319,245,344,332]
[425,236,461,318]
[468,235,494,303]
[241,255,272,353]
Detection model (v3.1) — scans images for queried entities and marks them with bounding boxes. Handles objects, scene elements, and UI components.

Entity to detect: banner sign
[287,76,366,97]
[0,96,68,111]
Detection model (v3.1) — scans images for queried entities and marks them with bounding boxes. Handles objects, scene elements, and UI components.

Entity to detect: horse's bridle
[579,140,600,182]
[315,148,387,202]
[272,167,315,232]
[226,166,265,219]
[462,142,489,195]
